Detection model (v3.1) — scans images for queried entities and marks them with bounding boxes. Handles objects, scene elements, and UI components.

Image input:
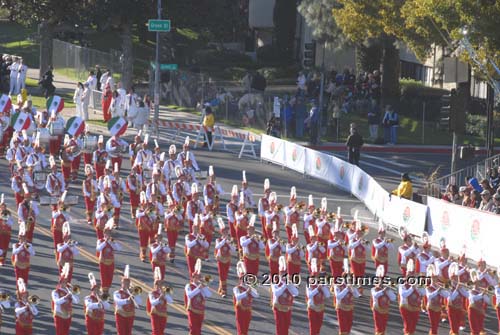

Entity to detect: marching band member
[177,136,200,171]
[348,220,368,281]
[264,192,281,241]
[226,185,239,241]
[240,217,264,276]
[15,278,38,335]
[92,135,108,179]
[266,222,285,277]
[425,264,449,335]
[286,224,304,277]
[97,160,114,193]
[52,263,80,335]
[306,226,326,274]
[214,218,236,298]
[149,224,171,280]
[47,110,64,156]
[82,164,98,225]
[84,273,110,335]
[164,195,184,263]
[233,260,259,335]
[181,151,198,184]
[162,144,180,181]
[235,192,250,250]
[97,219,122,294]
[82,125,93,165]
[56,222,79,282]
[199,198,215,246]
[133,134,151,174]
[11,165,25,205]
[0,287,10,331]
[70,133,82,181]
[398,228,419,277]
[398,259,424,335]
[46,155,66,199]
[315,198,330,245]
[327,219,346,278]
[51,191,71,249]
[415,232,434,277]
[447,262,468,334]
[98,176,120,227]
[306,258,330,335]
[136,191,153,262]
[94,198,110,240]
[258,178,271,240]
[185,216,209,277]
[128,131,142,164]
[271,256,299,335]
[203,166,224,214]
[114,265,142,335]
[26,139,47,194]
[146,140,162,171]
[15,130,31,167]
[240,170,255,208]
[184,259,211,335]
[371,221,392,275]
[476,257,497,290]
[146,165,167,205]
[6,137,20,176]
[106,134,128,172]
[171,166,189,209]
[147,267,173,335]
[17,185,38,243]
[126,163,143,219]
[111,162,127,224]
[186,183,204,233]
[12,222,35,284]
[60,134,75,183]
[334,260,360,335]
[0,194,13,266]
[435,238,452,286]
[284,186,300,242]
[303,195,315,244]
[371,264,396,335]
[494,269,500,334]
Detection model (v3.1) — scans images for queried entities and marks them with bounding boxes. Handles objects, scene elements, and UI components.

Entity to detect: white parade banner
[260,135,286,166]
[427,197,500,266]
[283,141,306,174]
[382,195,427,237]
[304,148,336,184]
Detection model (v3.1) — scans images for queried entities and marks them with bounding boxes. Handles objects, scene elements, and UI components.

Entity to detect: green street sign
[150,62,178,71]
[148,19,171,32]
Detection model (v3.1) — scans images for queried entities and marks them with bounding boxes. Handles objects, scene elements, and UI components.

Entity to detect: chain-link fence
[52,39,122,82]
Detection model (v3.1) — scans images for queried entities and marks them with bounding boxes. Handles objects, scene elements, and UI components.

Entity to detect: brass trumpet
[342,223,351,229]
[67,283,81,295]
[99,292,112,302]
[294,201,306,211]
[201,275,212,285]
[385,238,394,243]
[0,292,10,301]
[131,286,143,295]
[161,286,173,294]
[313,208,322,218]
[28,295,40,305]
[175,204,183,212]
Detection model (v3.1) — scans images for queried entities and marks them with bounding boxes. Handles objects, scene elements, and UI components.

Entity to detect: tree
[297,0,346,45]
[273,0,297,59]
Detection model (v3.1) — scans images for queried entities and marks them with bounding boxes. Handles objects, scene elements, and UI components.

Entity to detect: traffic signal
[303,42,316,68]
[439,86,466,134]
[439,93,451,131]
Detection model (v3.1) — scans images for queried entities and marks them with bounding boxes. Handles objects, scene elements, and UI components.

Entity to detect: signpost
[150,62,178,71]
[148,19,171,32]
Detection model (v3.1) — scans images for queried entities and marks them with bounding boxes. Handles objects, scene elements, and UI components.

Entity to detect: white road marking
[363,153,412,168]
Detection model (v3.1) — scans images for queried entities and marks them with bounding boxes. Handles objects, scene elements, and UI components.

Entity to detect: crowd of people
[0,55,28,97]
[0,88,499,334]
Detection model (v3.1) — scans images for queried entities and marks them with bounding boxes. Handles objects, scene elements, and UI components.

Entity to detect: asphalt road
[0,130,498,335]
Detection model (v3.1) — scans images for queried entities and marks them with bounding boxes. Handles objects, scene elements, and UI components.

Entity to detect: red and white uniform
[51,209,71,249]
[416,249,435,275]
[184,234,209,277]
[233,284,259,335]
[185,282,211,335]
[52,286,79,335]
[272,282,299,335]
[426,284,449,335]
[164,207,183,260]
[93,209,109,240]
[327,238,346,278]
[214,237,236,296]
[17,201,38,243]
[82,177,98,222]
[92,149,108,179]
[199,212,215,246]
[284,206,300,242]
[149,242,170,280]
[12,242,34,286]
[15,300,38,335]
[84,293,110,335]
[226,200,238,240]
[348,237,367,277]
[56,241,79,281]
[334,284,360,335]
[114,289,141,335]
[371,237,391,275]
[11,174,25,205]
[235,211,250,250]
[315,218,330,245]
[303,211,315,244]
[306,242,326,274]
[126,172,142,217]
[306,282,330,335]
[398,244,419,276]
[106,136,127,171]
[258,197,270,238]
[371,286,396,335]
[186,198,204,233]
[0,213,13,265]
[286,242,304,277]
[240,234,264,276]
[266,238,285,276]
[136,208,153,260]
[494,285,500,333]
[434,257,452,284]
[45,171,65,198]
[264,210,281,240]
[147,289,173,335]
[467,289,489,335]
[96,239,121,292]
[399,283,424,335]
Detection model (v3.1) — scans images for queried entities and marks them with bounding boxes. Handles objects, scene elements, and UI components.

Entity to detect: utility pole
[153,0,162,139]
[317,41,326,145]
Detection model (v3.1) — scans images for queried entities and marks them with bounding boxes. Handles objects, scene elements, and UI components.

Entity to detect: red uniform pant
[287,262,300,277]
[269,260,279,277]
[111,157,122,172]
[186,255,198,278]
[151,314,167,335]
[244,257,259,276]
[83,153,92,165]
[187,311,204,335]
[95,227,104,240]
[400,307,419,334]
[350,260,366,277]
[374,261,388,276]
[285,225,292,242]
[15,267,29,287]
[15,323,32,335]
[129,192,139,216]
[52,229,63,250]
[94,164,105,180]
[166,230,178,258]
[496,306,500,334]
[115,314,134,335]
[217,261,230,282]
[54,315,71,335]
[49,137,62,156]
[329,260,343,278]
[26,223,35,244]
[99,262,114,291]
[138,229,152,248]
[448,307,464,334]
[307,309,324,335]
[151,263,166,280]
[71,155,81,178]
[15,193,24,207]
[337,309,353,334]
[304,231,311,245]
[58,264,73,282]
[0,232,11,264]
[235,307,251,335]
[85,316,104,335]
[260,217,267,240]
[229,220,237,241]
[273,308,291,335]
[427,309,441,335]
[235,227,247,250]
[61,162,71,181]
[372,310,388,334]
[468,307,485,335]
[84,197,96,219]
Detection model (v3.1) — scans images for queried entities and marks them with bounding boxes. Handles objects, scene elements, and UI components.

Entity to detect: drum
[39,195,78,206]
[143,169,152,181]
[33,170,48,189]
[83,135,97,153]
[36,128,50,150]
[49,121,65,136]
[118,143,128,157]
[194,170,208,180]
[25,121,36,136]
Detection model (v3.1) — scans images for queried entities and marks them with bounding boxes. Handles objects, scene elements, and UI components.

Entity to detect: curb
[307,145,500,155]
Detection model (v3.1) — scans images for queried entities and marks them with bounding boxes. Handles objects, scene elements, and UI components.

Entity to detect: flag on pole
[65,116,86,137]
[0,94,12,115]
[46,95,64,114]
[10,111,31,131]
[107,116,128,136]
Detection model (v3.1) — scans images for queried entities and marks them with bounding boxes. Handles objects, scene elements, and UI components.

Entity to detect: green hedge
[400,78,449,121]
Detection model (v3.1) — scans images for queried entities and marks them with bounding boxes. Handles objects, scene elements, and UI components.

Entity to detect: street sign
[148,19,171,32]
[150,62,178,71]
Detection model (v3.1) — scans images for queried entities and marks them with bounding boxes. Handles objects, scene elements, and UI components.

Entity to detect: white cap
[194,258,202,275]
[308,225,315,237]
[49,155,56,167]
[269,192,277,204]
[60,191,68,203]
[343,258,349,274]
[242,170,247,183]
[154,266,162,282]
[62,221,71,237]
[292,224,298,238]
[354,210,359,222]
[17,278,26,293]
[311,258,318,274]
[154,139,159,149]
[19,221,26,236]
[209,166,214,177]
[0,194,4,204]
[231,185,238,197]
[237,261,247,277]
[290,186,296,200]
[407,259,415,273]
[375,264,385,277]
[249,214,256,227]
[157,224,163,236]
[98,135,104,144]
[185,151,191,161]
[168,144,176,155]
[61,262,70,279]
[184,136,190,147]
[278,255,286,272]
[88,273,97,288]
[217,217,225,230]
[204,195,209,206]
[264,178,270,191]
[144,134,149,145]
[191,183,198,195]
[140,191,147,204]
[160,152,165,161]
[337,207,341,217]
[321,197,327,211]
[308,195,314,207]
[105,160,112,170]
[64,134,70,145]
[114,162,119,173]
[124,264,130,279]
[239,191,245,205]
[22,183,29,195]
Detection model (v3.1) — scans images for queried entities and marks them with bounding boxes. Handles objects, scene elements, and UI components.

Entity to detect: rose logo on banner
[270,142,276,154]
[440,211,450,232]
[292,148,298,162]
[470,219,480,242]
[402,206,411,224]
[315,157,321,170]
[339,165,345,180]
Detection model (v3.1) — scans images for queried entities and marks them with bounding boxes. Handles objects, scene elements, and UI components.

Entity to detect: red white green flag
[65,116,86,137]
[46,95,64,113]
[107,116,128,136]
[10,111,31,131]
[0,94,12,115]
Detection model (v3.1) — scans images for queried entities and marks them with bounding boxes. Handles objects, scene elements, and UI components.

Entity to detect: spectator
[479,179,494,196]
[81,82,91,121]
[479,190,494,211]
[296,71,306,96]
[467,177,483,193]
[73,82,84,119]
[469,190,481,209]
[95,65,102,91]
[460,187,472,207]
[266,115,280,138]
[306,101,319,145]
[39,65,55,98]
[346,123,363,166]
[382,105,399,145]
[202,106,215,148]
[294,96,306,138]
[442,184,460,204]
[488,167,500,191]
[391,173,413,200]
[367,99,380,140]
[492,193,500,214]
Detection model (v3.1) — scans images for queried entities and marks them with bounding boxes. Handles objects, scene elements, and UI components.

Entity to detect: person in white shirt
[51,263,80,334]
[185,259,212,334]
[81,82,91,121]
[8,58,19,95]
[84,273,110,335]
[233,260,259,334]
[73,82,84,119]
[271,256,299,335]
[16,59,28,92]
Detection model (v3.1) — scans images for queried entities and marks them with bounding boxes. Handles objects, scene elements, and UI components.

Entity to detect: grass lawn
[0,21,39,66]
[23,76,77,109]
[86,119,107,127]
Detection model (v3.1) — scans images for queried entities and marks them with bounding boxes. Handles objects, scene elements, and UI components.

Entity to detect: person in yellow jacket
[391,173,413,199]
[202,105,215,148]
